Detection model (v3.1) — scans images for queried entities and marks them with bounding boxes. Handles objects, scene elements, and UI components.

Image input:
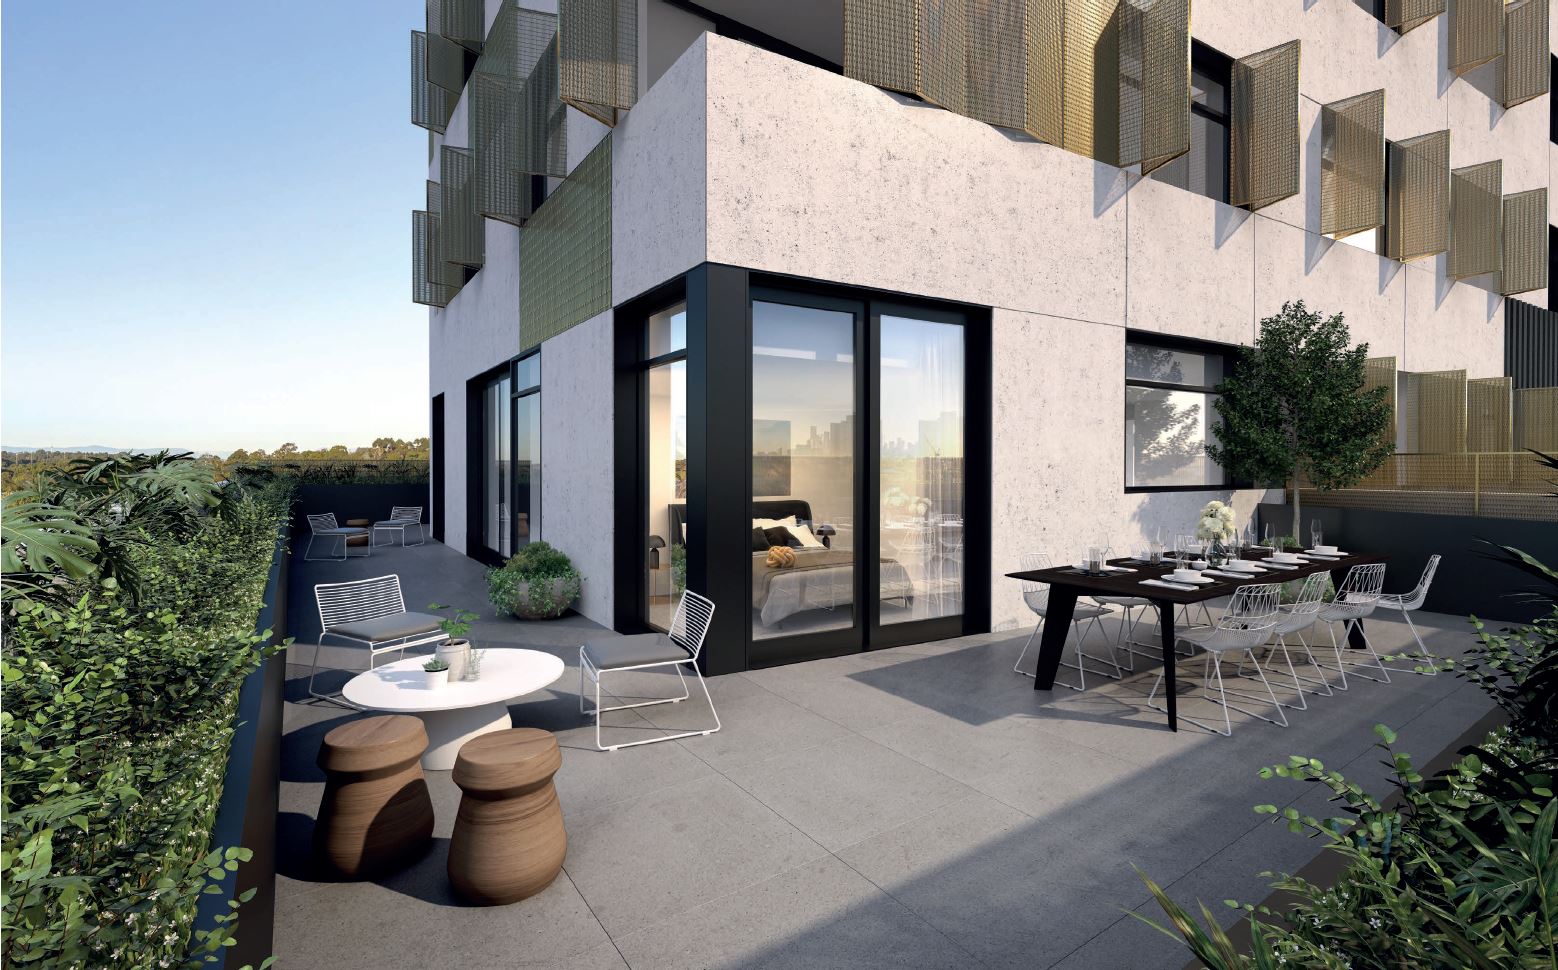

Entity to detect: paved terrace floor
[275,540,1495,970]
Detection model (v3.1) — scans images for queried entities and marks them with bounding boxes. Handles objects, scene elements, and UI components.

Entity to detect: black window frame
[1123,330,1236,494]
[464,347,541,567]
[1150,40,1232,204]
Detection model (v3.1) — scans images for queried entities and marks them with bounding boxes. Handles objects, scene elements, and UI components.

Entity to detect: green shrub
[230,459,427,485]
[1,477,291,968]
[486,541,582,620]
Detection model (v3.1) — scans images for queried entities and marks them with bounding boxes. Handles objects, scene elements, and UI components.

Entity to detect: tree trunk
[1290,462,1301,548]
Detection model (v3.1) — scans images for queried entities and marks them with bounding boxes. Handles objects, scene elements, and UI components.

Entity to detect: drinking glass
[1149,540,1164,565]
[1263,523,1275,548]
[1310,519,1323,549]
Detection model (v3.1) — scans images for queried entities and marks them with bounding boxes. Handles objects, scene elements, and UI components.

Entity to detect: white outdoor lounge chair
[1148,582,1285,736]
[305,513,371,562]
[579,590,720,751]
[372,506,426,547]
[308,574,449,705]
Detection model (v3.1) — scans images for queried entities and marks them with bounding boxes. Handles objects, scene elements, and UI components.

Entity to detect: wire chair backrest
[668,590,716,661]
[1018,553,1052,613]
[315,574,408,632]
[1282,571,1330,617]
[389,506,423,523]
[1328,563,1387,620]
[1399,555,1440,610]
[307,513,340,534]
[1200,583,1281,651]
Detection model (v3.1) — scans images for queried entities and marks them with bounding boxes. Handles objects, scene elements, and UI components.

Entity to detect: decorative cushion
[762,526,796,548]
[582,633,690,670]
[788,523,826,549]
[766,545,797,568]
[751,527,770,552]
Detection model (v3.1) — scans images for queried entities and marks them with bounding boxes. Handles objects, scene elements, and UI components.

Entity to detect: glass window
[482,372,512,556]
[1151,55,1229,203]
[646,357,686,632]
[1125,340,1227,489]
[515,390,540,545]
[879,315,964,625]
[751,300,856,640]
[649,303,686,358]
[515,355,540,391]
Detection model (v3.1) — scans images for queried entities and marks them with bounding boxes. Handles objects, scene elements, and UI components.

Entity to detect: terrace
[275,539,1493,970]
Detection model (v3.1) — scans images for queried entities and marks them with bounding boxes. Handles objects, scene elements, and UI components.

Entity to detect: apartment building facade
[416,0,1554,674]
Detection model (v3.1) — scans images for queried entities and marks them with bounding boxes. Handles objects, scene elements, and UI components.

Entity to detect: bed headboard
[665,499,816,547]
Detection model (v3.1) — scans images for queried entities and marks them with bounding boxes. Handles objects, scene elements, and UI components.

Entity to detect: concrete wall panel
[1402,261,1505,376]
[1126,176,1256,345]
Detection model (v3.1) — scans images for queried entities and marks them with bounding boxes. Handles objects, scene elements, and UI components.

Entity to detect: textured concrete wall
[540,310,615,625]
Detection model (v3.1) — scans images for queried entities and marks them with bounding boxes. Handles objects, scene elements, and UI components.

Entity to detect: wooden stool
[314,715,434,878]
[447,728,566,904]
[345,518,371,547]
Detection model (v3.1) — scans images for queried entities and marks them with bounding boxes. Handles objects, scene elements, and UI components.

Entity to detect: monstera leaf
[1,496,99,580]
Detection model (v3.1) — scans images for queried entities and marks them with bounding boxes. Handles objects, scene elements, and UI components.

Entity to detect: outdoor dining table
[1005,547,1389,732]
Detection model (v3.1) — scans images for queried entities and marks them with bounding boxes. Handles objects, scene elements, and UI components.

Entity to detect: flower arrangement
[1196,500,1236,544]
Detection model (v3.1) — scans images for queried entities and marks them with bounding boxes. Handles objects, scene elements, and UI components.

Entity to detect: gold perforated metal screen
[440,0,485,51]
[439,146,484,269]
[1500,188,1549,295]
[919,0,969,114]
[560,0,638,126]
[1501,0,1549,108]
[1449,0,1503,74]
[1404,369,1468,453]
[1384,130,1449,262]
[1320,90,1384,238]
[1024,0,1064,145]
[1299,453,1557,521]
[1060,0,1118,159]
[1515,388,1558,451]
[1466,376,1514,452]
[844,0,967,114]
[1449,160,1501,280]
[845,0,917,93]
[1231,40,1300,210]
[1365,356,1398,444]
[413,211,456,308]
[520,138,611,348]
[412,31,455,134]
[1384,0,1444,33]
[968,0,1024,128]
[1116,0,1190,173]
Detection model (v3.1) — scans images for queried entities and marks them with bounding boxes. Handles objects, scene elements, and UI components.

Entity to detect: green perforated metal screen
[413,211,456,308]
[412,31,455,134]
[1499,188,1548,295]
[1231,40,1301,210]
[1501,0,1549,109]
[1384,130,1449,262]
[1320,90,1385,238]
[439,0,485,52]
[560,0,638,126]
[426,181,465,291]
[439,146,484,269]
[520,138,611,348]
[1449,0,1502,74]
[1449,160,1501,280]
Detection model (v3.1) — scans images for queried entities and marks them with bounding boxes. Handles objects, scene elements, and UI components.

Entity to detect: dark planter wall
[289,483,431,537]
[1258,503,1556,624]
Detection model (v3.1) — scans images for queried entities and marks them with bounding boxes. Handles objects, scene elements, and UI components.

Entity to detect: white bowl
[1171,568,1200,582]
[1314,545,1339,555]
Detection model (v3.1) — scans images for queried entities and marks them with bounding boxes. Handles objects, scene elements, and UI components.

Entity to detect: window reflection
[482,373,512,556]
[646,305,687,632]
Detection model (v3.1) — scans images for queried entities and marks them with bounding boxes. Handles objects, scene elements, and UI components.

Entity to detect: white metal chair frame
[372,506,427,547]
[1012,554,1118,690]
[305,513,372,562]
[580,590,721,751]
[308,574,449,705]
[1248,571,1334,709]
[1316,563,1390,687]
[1376,555,1440,674]
[1148,583,1285,736]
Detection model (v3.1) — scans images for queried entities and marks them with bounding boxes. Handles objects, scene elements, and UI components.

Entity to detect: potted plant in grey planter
[486,541,583,620]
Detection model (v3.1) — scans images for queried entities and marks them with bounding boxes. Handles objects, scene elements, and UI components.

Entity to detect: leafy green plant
[671,543,687,597]
[485,541,582,620]
[1207,301,1394,536]
[426,602,479,641]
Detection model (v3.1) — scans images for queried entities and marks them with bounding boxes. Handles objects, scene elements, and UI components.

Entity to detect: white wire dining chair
[1316,563,1390,687]
[1148,582,1284,736]
[579,590,720,751]
[305,513,371,562]
[1254,571,1334,709]
[1011,553,1118,690]
[308,574,449,705]
[1376,555,1441,674]
[371,506,426,547]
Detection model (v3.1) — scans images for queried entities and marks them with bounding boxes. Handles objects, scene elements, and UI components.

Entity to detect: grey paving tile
[723,734,976,853]
[561,772,828,937]
[612,856,974,970]
[551,710,719,817]
[633,671,855,771]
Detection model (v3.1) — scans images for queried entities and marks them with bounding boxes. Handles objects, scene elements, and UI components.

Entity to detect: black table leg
[1330,567,1367,648]
[1032,584,1078,690]
[1156,598,1177,731]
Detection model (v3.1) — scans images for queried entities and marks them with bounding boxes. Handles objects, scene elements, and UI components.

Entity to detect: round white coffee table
[342,648,565,769]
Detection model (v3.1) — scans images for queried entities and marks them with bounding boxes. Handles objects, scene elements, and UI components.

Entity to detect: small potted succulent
[486,541,583,620]
[428,602,480,680]
[420,656,450,689]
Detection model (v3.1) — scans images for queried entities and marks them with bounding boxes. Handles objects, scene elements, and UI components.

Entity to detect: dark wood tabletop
[1005,547,1389,603]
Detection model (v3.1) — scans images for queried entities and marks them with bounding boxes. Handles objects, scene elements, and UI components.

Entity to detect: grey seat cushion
[373,519,417,527]
[318,527,369,536]
[329,611,445,643]
[582,633,691,670]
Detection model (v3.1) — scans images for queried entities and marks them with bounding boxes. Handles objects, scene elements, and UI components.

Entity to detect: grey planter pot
[506,576,578,620]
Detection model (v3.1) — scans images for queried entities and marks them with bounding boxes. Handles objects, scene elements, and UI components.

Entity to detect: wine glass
[1263,522,1275,549]
[1310,519,1323,549]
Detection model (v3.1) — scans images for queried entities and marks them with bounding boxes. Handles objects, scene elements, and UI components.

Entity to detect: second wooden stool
[447,728,566,904]
[314,715,434,878]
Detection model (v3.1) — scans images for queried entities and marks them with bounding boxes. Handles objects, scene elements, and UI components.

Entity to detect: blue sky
[2,1,431,455]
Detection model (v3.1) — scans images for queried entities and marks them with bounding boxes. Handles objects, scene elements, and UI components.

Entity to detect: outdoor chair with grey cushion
[306,513,371,562]
[308,574,448,705]
[579,590,720,751]
[372,506,426,547]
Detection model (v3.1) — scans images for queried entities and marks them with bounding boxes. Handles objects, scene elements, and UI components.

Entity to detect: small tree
[1207,301,1394,537]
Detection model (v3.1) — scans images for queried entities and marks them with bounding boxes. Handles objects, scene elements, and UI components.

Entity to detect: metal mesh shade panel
[471,73,536,225]
[1319,90,1385,238]
[967,0,1027,129]
[1499,188,1548,295]
[439,146,484,269]
[1298,453,1556,521]
[1060,0,1117,159]
[1384,0,1444,33]
[413,211,456,307]
[1231,41,1300,210]
[1515,388,1558,451]
[1404,370,1468,454]
[426,181,464,289]
[412,31,455,134]
[1501,0,1549,108]
[1449,160,1501,280]
[1364,356,1398,444]
[559,0,638,126]
[1115,0,1190,173]
[845,0,917,93]
[439,0,485,51]
[844,0,968,115]
[1024,0,1064,144]
[520,138,611,348]
[426,30,466,95]
[1384,130,1449,262]
[1449,0,1503,74]
[1466,377,1514,453]
[523,32,569,176]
